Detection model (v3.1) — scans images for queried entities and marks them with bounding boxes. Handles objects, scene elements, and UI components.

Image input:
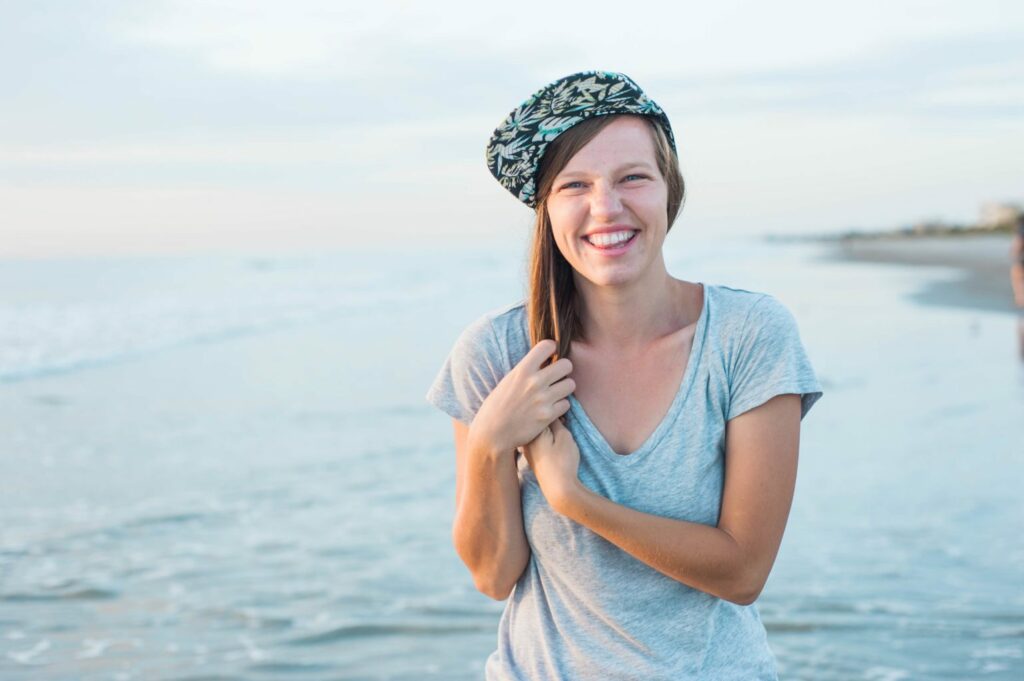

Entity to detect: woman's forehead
[559,119,658,176]
[557,159,656,179]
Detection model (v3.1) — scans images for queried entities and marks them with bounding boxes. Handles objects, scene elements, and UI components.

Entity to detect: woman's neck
[573,267,699,353]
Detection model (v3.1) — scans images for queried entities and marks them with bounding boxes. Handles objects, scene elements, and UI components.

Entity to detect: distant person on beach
[1011,213,1024,308]
[426,71,823,679]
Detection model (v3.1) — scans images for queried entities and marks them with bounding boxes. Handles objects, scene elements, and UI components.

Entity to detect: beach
[2,235,1022,680]
[820,233,1021,315]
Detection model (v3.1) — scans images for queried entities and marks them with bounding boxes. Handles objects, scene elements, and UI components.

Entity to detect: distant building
[911,219,952,234]
[979,202,1024,229]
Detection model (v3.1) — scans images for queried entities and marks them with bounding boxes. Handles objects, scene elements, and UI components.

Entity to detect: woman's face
[546,115,669,289]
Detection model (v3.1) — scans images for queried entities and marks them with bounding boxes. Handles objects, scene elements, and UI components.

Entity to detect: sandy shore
[819,233,1022,315]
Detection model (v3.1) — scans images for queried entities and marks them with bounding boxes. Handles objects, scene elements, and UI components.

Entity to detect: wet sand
[817,233,1022,315]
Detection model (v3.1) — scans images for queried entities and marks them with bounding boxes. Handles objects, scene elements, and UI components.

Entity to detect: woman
[426,71,824,680]
[1010,212,1024,308]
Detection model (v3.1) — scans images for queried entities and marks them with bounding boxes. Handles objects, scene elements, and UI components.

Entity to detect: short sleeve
[726,295,823,421]
[425,314,509,426]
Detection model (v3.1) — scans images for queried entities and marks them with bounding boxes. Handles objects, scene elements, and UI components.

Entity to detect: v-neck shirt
[426,283,823,680]
[568,283,708,462]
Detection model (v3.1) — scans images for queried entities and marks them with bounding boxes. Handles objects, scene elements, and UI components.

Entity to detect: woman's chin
[575,265,646,289]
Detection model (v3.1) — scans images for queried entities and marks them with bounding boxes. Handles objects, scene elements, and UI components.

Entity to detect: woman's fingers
[537,356,573,386]
[553,399,571,418]
[503,340,577,448]
[522,339,558,373]
[551,375,575,399]
[527,422,554,447]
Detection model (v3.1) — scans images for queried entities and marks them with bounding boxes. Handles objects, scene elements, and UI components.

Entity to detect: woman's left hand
[521,417,581,511]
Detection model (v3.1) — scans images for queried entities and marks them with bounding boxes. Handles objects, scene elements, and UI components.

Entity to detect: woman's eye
[624,174,647,182]
[561,181,584,190]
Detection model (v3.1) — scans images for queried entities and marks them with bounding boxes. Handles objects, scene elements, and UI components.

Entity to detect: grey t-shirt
[426,283,824,680]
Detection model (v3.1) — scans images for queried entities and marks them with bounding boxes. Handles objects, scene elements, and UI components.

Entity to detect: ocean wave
[0,263,444,382]
[3,586,120,602]
[285,621,488,646]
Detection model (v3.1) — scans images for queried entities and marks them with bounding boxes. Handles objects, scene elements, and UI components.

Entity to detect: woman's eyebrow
[556,162,655,179]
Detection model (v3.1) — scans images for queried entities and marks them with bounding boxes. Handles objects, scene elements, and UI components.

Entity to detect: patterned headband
[484,70,677,209]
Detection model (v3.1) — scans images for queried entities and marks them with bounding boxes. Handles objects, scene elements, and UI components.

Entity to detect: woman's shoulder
[488,298,528,321]
[452,298,530,369]
[427,299,527,425]
[705,283,800,340]
[465,298,528,336]
[707,283,778,317]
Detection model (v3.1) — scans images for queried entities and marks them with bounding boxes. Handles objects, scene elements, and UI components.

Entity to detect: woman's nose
[589,182,622,218]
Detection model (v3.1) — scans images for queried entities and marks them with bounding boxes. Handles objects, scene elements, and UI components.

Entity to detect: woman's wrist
[468,423,511,461]
[549,479,588,516]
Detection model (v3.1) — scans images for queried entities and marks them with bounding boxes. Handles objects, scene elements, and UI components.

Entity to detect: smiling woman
[426,70,824,680]
[536,114,681,337]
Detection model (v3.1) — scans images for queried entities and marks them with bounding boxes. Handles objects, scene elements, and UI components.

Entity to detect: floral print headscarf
[485,70,677,208]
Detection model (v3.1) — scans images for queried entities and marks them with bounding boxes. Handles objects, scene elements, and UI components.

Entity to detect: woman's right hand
[470,339,575,456]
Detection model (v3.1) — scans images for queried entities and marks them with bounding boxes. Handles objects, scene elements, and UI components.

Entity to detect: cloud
[1,0,1022,256]
[651,31,1024,121]
[105,0,1023,82]
[3,0,1021,148]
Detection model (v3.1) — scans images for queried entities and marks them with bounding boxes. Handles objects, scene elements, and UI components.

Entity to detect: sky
[1,0,1022,257]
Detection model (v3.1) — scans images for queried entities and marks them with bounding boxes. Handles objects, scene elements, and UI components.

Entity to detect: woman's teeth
[585,230,636,248]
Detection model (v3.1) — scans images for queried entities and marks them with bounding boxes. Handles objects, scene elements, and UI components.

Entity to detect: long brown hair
[526,113,686,364]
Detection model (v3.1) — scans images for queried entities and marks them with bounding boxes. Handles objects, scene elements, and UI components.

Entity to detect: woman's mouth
[582,230,638,256]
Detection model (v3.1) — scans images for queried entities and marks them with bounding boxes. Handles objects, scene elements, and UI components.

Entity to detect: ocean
[1,234,1022,680]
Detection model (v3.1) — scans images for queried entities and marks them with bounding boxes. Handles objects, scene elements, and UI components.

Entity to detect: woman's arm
[550,394,801,606]
[451,418,531,601]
